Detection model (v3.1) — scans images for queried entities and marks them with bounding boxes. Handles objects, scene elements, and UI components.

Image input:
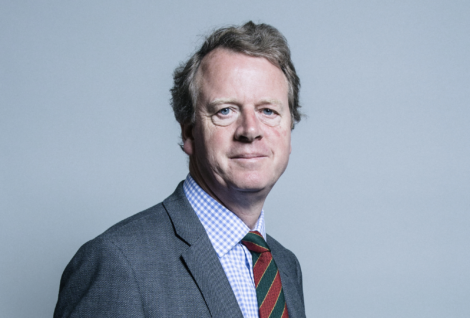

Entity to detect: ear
[181,122,194,156]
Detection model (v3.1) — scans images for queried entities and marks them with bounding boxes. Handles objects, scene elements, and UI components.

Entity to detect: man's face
[182,48,292,198]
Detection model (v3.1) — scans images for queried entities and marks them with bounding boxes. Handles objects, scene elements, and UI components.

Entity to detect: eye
[262,108,274,116]
[218,108,231,116]
[258,107,282,127]
[212,106,238,126]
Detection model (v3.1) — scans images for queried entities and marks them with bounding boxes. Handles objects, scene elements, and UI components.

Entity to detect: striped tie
[241,231,289,318]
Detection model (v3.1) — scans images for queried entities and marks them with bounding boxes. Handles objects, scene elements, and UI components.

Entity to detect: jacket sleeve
[54,237,145,317]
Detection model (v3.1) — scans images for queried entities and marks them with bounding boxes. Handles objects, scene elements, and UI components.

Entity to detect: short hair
[170,21,302,129]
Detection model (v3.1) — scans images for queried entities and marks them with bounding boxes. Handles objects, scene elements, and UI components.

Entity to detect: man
[55,21,305,318]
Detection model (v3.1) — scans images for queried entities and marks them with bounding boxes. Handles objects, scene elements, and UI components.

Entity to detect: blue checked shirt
[183,174,265,318]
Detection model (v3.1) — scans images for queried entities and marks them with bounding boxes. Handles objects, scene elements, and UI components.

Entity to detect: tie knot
[241,231,270,254]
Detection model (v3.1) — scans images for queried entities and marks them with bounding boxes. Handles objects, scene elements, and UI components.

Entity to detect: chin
[227,173,275,193]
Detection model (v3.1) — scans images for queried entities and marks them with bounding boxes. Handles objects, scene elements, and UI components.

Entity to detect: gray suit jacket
[54,182,306,317]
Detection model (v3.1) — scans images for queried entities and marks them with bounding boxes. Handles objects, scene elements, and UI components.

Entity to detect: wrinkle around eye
[211,108,239,126]
[257,110,281,127]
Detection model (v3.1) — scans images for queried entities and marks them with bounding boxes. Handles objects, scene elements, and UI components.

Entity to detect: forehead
[198,48,281,77]
[195,48,288,99]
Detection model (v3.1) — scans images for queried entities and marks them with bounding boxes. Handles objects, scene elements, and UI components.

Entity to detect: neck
[189,164,268,230]
[216,188,266,230]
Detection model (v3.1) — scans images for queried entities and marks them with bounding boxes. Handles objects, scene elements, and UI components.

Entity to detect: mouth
[230,153,268,159]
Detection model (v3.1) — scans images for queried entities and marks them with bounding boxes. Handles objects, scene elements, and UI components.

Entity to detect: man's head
[170,22,301,217]
[171,21,301,129]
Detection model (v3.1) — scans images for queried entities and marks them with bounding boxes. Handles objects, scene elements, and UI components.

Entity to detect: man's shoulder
[71,203,170,267]
[266,234,302,274]
[267,234,299,260]
[81,181,190,256]
[54,182,217,317]
[99,202,167,242]
[101,181,186,233]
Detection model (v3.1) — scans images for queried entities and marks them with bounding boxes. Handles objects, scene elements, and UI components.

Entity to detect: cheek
[271,127,291,144]
[210,126,231,144]
[270,128,292,158]
[198,127,230,159]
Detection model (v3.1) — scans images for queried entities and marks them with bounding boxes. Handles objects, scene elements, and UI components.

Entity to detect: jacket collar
[163,182,244,318]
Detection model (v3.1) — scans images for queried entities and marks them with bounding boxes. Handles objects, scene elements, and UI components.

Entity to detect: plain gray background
[1,1,469,317]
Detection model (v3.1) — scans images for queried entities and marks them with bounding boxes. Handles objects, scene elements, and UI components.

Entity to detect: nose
[234,108,262,142]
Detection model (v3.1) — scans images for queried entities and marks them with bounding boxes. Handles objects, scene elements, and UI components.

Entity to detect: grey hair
[170,21,302,129]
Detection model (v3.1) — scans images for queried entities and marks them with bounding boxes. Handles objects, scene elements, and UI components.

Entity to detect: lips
[229,153,268,159]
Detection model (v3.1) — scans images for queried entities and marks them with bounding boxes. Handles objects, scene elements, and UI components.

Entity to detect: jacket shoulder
[266,234,300,264]
[93,181,188,247]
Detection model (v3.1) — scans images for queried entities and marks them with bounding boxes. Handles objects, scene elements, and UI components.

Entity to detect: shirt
[183,174,265,318]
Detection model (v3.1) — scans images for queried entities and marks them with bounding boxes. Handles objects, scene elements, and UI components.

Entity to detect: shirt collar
[183,174,266,258]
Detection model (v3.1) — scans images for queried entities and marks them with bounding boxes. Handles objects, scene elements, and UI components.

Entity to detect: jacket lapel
[181,235,244,318]
[163,183,243,318]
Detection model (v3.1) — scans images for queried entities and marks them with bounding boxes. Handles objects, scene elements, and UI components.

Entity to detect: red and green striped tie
[241,231,289,318]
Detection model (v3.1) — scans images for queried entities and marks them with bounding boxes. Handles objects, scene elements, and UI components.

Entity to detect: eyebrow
[207,98,284,108]
[207,98,238,108]
[257,99,284,107]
